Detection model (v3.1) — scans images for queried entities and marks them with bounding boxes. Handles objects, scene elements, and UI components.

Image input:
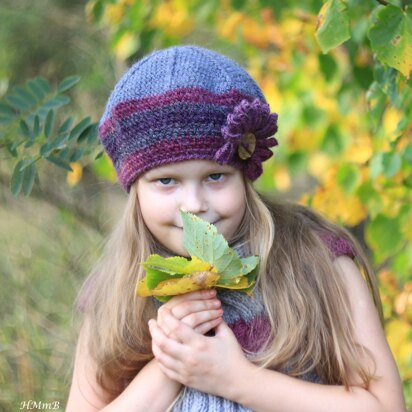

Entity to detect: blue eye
[208,173,224,181]
[158,178,173,185]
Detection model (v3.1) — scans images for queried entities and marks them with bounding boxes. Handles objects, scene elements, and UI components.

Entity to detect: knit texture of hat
[99,45,279,192]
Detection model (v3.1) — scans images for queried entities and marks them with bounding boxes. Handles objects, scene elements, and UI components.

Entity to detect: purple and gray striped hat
[99,45,279,192]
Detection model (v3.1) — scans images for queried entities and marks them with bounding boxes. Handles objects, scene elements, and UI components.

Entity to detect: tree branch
[376,0,389,5]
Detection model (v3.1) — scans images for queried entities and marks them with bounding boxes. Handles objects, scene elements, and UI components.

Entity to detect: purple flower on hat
[214,98,278,180]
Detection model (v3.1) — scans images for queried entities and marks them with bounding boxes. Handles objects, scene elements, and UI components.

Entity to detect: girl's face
[137,160,246,257]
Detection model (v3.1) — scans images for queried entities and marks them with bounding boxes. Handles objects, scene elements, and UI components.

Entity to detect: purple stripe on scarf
[228,313,271,353]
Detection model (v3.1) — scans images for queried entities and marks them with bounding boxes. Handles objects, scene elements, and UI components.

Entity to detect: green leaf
[77,124,94,143]
[58,117,73,134]
[0,103,15,117]
[59,147,71,160]
[22,163,36,196]
[42,95,70,110]
[69,117,92,141]
[370,153,383,178]
[32,115,41,138]
[382,151,401,177]
[36,76,52,94]
[137,270,220,298]
[50,133,69,150]
[142,254,212,276]
[181,211,243,279]
[70,148,85,162]
[315,0,351,53]
[11,160,25,196]
[403,143,412,163]
[366,213,403,261]
[44,110,55,138]
[143,267,185,289]
[57,75,81,93]
[368,5,412,79]
[45,155,73,171]
[5,94,31,111]
[19,157,35,172]
[366,82,387,131]
[40,143,52,157]
[14,85,37,106]
[337,163,361,194]
[95,150,104,160]
[19,120,31,139]
[27,78,46,100]
[240,256,259,275]
[318,53,338,81]
[87,124,98,144]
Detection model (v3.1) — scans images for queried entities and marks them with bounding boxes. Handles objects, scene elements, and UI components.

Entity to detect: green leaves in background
[136,212,259,301]
[316,0,350,54]
[0,75,99,196]
[368,5,412,79]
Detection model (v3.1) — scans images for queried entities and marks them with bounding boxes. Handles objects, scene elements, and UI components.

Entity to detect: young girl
[66,45,406,411]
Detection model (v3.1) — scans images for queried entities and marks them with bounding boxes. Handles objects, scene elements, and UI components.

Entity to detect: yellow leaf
[273,166,291,191]
[115,31,139,60]
[104,4,125,25]
[137,271,220,297]
[308,167,367,226]
[219,11,244,40]
[383,107,403,140]
[386,318,412,379]
[217,277,250,290]
[66,162,82,187]
[395,282,412,323]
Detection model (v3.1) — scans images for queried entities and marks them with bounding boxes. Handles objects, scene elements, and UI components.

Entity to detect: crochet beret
[99,45,279,192]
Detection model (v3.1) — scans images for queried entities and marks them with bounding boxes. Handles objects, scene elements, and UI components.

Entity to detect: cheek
[216,184,246,218]
[138,188,175,226]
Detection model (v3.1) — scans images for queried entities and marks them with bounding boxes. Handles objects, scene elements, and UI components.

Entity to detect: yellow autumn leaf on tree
[103,3,125,25]
[386,318,412,379]
[150,1,193,37]
[307,167,367,226]
[115,31,139,60]
[67,162,82,187]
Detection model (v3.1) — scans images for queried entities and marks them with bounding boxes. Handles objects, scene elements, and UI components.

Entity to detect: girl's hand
[157,289,223,338]
[148,307,253,400]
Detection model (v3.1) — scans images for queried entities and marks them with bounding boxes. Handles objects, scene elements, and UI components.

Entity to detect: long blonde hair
[77,178,382,398]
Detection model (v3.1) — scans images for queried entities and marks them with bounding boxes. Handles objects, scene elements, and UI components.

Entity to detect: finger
[161,308,200,345]
[164,289,217,310]
[193,316,223,335]
[171,298,221,320]
[181,308,223,329]
[148,318,188,358]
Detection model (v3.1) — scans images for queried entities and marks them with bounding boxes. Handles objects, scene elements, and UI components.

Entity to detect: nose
[179,183,208,214]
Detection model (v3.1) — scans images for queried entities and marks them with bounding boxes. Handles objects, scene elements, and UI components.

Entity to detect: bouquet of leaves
[136,211,259,302]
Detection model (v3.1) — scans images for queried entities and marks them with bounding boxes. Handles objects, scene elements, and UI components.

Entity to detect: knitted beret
[99,45,279,192]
